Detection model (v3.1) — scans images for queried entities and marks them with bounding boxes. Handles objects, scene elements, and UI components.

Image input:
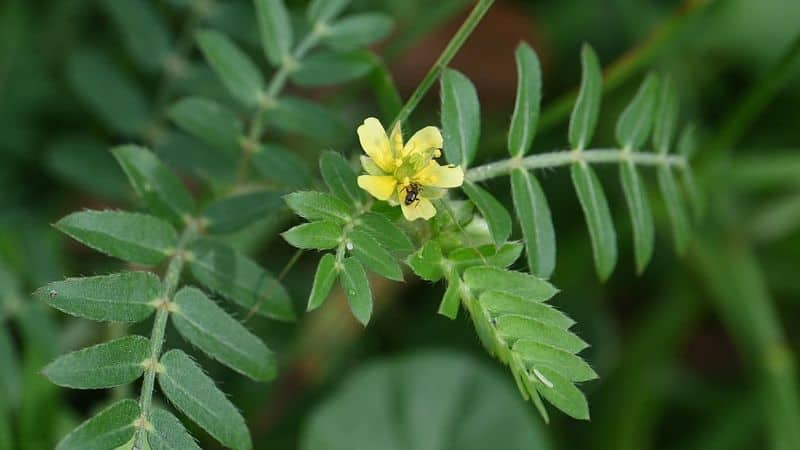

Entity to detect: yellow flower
[355,117,464,221]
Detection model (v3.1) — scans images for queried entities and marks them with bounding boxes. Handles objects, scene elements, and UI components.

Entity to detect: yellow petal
[416,162,464,188]
[360,156,385,176]
[401,196,436,221]
[357,175,397,201]
[403,126,443,157]
[357,118,394,172]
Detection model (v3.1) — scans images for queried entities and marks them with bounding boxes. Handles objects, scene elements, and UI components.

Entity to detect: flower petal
[357,118,394,172]
[416,162,464,188]
[357,175,397,201]
[403,126,442,157]
[360,156,385,176]
[401,197,436,221]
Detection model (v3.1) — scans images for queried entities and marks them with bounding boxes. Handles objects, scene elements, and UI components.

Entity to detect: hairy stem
[390,0,495,128]
[135,222,198,447]
[466,148,686,182]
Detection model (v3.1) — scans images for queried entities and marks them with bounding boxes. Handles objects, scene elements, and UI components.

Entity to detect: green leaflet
[35,272,159,322]
[188,238,295,321]
[291,51,374,87]
[158,350,251,450]
[494,315,588,354]
[462,181,512,245]
[448,242,523,272]
[677,124,697,159]
[167,97,243,155]
[253,144,313,188]
[112,145,195,226]
[67,50,150,136]
[285,191,354,225]
[197,29,264,107]
[657,166,691,254]
[283,221,342,250]
[56,399,139,450]
[653,77,680,155]
[203,190,286,234]
[172,287,276,381]
[255,0,293,67]
[615,73,659,151]
[43,335,149,389]
[479,291,574,329]
[101,0,171,72]
[55,210,178,265]
[340,257,372,326]
[307,253,338,311]
[619,161,655,273]
[266,97,346,141]
[322,13,394,52]
[320,151,366,205]
[406,241,444,282]
[510,169,556,279]
[147,408,201,450]
[463,266,557,301]
[508,43,542,158]
[439,274,461,319]
[512,340,597,382]
[348,229,403,281]
[570,162,617,281]
[568,45,602,151]
[308,0,350,23]
[440,69,480,167]
[355,212,414,253]
[528,366,590,420]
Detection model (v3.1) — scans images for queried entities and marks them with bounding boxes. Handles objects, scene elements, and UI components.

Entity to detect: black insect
[404,183,421,206]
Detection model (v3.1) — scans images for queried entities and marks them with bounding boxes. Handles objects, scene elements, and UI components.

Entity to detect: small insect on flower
[355,117,464,221]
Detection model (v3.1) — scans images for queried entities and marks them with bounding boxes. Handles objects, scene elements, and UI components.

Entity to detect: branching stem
[466,148,686,182]
[390,0,495,128]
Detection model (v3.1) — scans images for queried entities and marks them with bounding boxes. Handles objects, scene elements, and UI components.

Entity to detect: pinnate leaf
[43,335,149,389]
[197,29,264,107]
[307,254,338,311]
[348,229,403,281]
[570,162,617,280]
[322,13,393,52]
[188,238,294,321]
[463,266,557,301]
[508,43,542,157]
[35,272,159,322]
[510,169,555,278]
[462,181,512,245]
[203,190,286,234]
[291,51,374,87]
[285,191,353,224]
[167,97,243,154]
[568,45,602,150]
[147,408,201,450]
[320,151,366,204]
[340,257,372,325]
[619,161,654,273]
[112,145,195,226]
[406,241,444,282]
[283,221,342,250]
[441,69,480,167]
[56,399,139,450]
[172,287,276,381]
[255,0,293,67]
[158,350,251,450]
[615,73,659,151]
[55,210,178,265]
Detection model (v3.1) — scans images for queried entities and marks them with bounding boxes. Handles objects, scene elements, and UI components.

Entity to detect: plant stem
[236,26,325,185]
[135,222,198,447]
[466,148,686,182]
[537,0,715,134]
[390,0,495,129]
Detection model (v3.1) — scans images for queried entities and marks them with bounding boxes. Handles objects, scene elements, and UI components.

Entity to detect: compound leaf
[568,45,602,151]
[510,169,555,278]
[43,336,149,389]
[441,69,480,167]
[570,162,617,280]
[340,257,372,326]
[197,29,264,107]
[508,43,542,158]
[56,399,139,450]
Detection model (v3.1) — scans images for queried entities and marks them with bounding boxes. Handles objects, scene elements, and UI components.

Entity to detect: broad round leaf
[301,352,552,450]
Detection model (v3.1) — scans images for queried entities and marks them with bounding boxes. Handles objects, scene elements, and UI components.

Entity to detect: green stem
[537,0,714,134]
[466,148,686,182]
[705,32,800,165]
[390,0,495,129]
[135,222,198,447]
[236,26,325,185]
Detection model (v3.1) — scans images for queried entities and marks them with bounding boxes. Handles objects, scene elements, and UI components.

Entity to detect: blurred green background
[1,0,799,449]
